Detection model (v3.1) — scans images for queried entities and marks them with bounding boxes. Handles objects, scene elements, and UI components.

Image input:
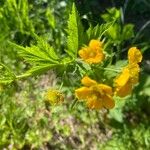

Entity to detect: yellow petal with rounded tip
[128,64,140,84]
[102,95,115,109]
[75,87,92,100]
[115,68,130,87]
[86,98,103,110]
[115,81,132,97]
[98,84,113,95]
[78,47,89,59]
[81,76,97,87]
[89,39,103,49]
[85,52,105,64]
[128,47,142,64]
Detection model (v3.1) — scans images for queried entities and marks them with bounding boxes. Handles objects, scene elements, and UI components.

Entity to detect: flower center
[89,51,96,57]
[90,86,102,100]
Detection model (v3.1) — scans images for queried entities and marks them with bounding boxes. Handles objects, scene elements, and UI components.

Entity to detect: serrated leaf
[46,8,55,29]
[26,64,58,76]
[35,35,59,60]
[9,36,59,65]
[0,63,16,84]
[101,7,121,22]
[107,24,121,41]
[8,35,61,79]
[86,21,114,40]
[0,79,14,84]
[122,24,134,40]
[67,3,84,58]
[115,60,128,68]
[16,64,60,80]
[104,66,118,80]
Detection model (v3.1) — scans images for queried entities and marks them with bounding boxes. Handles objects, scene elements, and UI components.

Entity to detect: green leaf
[86,21,115,41]
[104,66,119,80]
[2,0,34,34]
[67,3,84,58]
[109,97,126,123]
[15,64,59,79]
[46,8,55,29]
[107,24,121,41]
[0,63,16,84]
[9,36,59,65]
[8,35,61,79]
[122,24,134,40]
[101,7,121,22]
[34,35,59,61]
[138,73,150,96]
[26,64,59,76]
[115,60,128,68]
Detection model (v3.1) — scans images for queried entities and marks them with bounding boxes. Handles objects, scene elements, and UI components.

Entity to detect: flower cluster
[75,40,143,110]
[114,47,142,97]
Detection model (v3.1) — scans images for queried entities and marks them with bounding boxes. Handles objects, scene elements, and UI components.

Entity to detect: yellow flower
[128,47,142,64]
[114,64,140,97]
[45,89,64,105]
[75,76,115,110]
[78,39,105,64]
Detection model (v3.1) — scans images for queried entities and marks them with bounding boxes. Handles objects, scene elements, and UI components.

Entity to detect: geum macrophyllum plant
[1,3,143,111]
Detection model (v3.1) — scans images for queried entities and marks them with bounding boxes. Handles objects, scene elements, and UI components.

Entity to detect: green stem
[16,73,31,80]
[59,81,64,90]
[70,99,78,110]
[97,66,121,72]
[116,44,121,61]
[103,67,121,72]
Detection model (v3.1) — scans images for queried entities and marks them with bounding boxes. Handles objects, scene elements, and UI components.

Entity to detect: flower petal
[128,47,143,64]
[78,47,89,59]
[81,76,97,87]
[85,51,105,64]
[102,95,115,109]
[98,84,113,95]
[115,81,132,97]
[75,87,92,100]
[86,98,103,110]
[89,39,103,50]
[114,67,130,87]
[128,64,140,84]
